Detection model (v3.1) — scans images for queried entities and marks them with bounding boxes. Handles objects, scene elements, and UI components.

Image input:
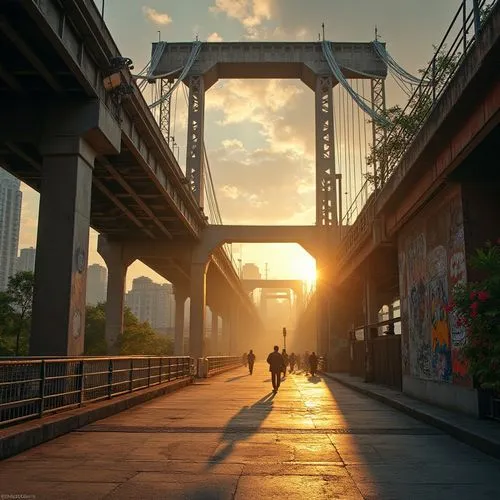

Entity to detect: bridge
[0,0,500,495]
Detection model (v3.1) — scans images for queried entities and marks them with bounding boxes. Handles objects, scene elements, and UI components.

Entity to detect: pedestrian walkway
[1,362,500,499]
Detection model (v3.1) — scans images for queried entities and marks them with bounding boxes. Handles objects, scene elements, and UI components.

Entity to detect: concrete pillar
[229,301,240,355]
[189,262,208,358]
[211,309,219,355]
[174,287,187,355]
[222,313,230,355]
[30,138,95,356]
[97,237,135,354]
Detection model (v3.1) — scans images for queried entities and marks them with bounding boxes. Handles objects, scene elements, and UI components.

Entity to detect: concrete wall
[398,184,478,415]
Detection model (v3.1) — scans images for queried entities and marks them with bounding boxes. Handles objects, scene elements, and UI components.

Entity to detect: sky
[18,0,462,290]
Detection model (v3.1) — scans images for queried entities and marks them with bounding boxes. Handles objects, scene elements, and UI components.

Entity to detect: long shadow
[225,374,249,383]
[206,392,275,469]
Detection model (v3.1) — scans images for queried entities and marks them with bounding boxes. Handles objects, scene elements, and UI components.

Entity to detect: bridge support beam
[315,76,337,226]
[186,75,205,208]
[30,138,95,356]
[174,286,187,355]
[189,262,208,358]
[98,237,135,354]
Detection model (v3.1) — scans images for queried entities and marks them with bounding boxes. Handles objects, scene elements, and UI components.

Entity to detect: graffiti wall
[398,185,471,386]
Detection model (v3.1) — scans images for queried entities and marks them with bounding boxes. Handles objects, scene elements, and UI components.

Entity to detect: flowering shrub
[447,242,500,390]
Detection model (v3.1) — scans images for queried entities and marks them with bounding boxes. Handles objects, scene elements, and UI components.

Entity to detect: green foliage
[449,241,500,390]
[0,272,34,356]
[84,304,173,356]
[367,47,462,187]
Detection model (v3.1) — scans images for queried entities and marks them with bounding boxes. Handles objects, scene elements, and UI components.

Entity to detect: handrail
[0,356,192,427]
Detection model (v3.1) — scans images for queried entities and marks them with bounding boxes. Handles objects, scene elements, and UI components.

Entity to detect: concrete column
[189,262,208,358]
[174,287,187,355]
[30,138,95,356]
[97,236,135,354]
[222,313,230,355]
[229,301,240,355]
[211,309,219,355]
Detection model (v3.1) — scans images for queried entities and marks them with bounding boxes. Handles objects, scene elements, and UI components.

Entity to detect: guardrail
[0,356,192,427]
[205,356,243,377]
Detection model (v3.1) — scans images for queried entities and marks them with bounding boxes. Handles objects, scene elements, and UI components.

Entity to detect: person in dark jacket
[281,349,289,378]
[247,350,256,375]
[309,351,318,376]
[289,352,296,373]
[267,345,284,393]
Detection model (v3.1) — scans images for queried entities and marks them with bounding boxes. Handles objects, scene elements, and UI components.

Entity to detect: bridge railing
[339,0,497,251]
[0,356,192,428]
[204,356,243,377]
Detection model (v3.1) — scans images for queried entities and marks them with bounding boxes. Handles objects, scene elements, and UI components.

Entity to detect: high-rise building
[0,169,22,291]
[242,263,261,280]
[125,277,175,335]
[16,247,36,273]
[86,263,107,305]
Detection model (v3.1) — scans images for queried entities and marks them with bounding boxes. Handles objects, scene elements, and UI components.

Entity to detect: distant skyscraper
[242,263,261,280]
[0,169,22,291]
[86,263,107,305]
[16,247,36,273]
[125,277,175,334]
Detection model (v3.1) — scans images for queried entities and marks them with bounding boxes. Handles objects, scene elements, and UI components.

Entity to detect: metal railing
[0,356,191,427]
[340,0,497,247]
[205,356,243,376]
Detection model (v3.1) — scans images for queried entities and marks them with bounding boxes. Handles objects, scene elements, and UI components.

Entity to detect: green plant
[447,241,500,390]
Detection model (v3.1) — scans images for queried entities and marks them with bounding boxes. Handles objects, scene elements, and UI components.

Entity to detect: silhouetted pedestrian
[296,353,301,371]
[281,349,289,378]
[247,350,256,375]
[304,351,310,374]
[267,345,284,393]
[309,352,318,376]
[289,352,296,373]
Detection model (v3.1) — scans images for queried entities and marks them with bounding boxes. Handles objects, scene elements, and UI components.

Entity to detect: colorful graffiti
[398,187,469,386]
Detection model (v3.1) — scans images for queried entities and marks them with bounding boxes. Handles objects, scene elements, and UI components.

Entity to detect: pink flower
[477,290,490,302]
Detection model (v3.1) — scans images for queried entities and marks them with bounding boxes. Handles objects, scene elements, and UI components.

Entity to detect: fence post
[147,358,151,387]
[129,359,134,392]
[79,360,85,406]
[107,359,113,399]
[159,357,163,383]
[38,360,46,417]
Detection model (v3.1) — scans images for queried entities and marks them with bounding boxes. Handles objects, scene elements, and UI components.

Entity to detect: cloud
[142,6,172,25]
[209,0,272,37]
[207,32,223,42]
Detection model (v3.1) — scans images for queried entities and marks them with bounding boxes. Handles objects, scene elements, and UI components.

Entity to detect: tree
[0,272,34,356]
[84,303,174,356]
[366,47,462,187]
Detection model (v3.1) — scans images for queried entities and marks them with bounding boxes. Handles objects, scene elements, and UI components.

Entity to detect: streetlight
[282,326,287,351]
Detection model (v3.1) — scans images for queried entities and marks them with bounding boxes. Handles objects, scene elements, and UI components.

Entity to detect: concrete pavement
[1,361,500,499]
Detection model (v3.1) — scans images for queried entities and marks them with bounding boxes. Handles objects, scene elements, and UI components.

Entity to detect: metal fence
[205,356,243,376]
[0,356,191,427]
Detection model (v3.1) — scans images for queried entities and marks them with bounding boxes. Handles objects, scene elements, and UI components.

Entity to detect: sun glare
[300,259,317,284]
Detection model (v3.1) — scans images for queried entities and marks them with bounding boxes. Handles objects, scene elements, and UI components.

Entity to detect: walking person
[281,349,289,379]
[289,352,296,373]
[304,351,310,375]
[247,350,256,375]
[296,353,301,371]
[309,351,319,377]
[267,345,284,393]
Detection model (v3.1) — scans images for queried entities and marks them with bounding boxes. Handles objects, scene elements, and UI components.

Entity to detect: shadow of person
[206,392,275,469]
[307,375,322,384]
[225,374,250,383]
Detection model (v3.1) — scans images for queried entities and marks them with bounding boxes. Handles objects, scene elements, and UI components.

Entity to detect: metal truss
[159,79,173,145]
[370,78,388,189]
[315,76,338,227]
[186,76,205,208]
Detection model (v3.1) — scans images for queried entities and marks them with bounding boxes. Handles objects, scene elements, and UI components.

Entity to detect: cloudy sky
[18,0,461,289]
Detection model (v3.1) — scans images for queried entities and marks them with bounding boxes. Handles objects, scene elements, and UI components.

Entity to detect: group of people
[243,347,319,393]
